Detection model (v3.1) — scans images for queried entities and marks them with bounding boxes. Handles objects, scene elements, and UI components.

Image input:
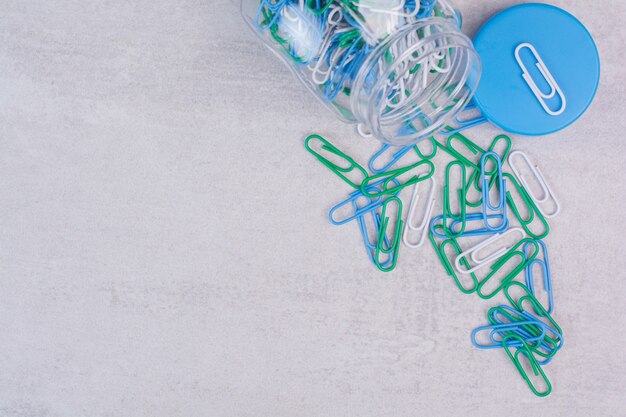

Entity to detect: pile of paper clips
[251,0,471,140]
[305,129,562,396]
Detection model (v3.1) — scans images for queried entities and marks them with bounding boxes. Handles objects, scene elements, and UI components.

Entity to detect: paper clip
[475,238,538,300]
[479,151,507,232]
[487,305,549,347]
[487,304,560,362]
[414,136,439,159]
[453,227,525,274]
[368,143,415,174]
[255,0,289,30]
[305,0,333,15]
[428,223,479,294]
[357,208,395,269]
[329,178,401,225]
[508,151,561,218]
[503,173,550,239]
[471,320,546,350]
[403,177,436,248]
[360,159,435,198]
[524,240,553,314]
[442,131,486,169]
[442,161,466,237]
[515,43,566,117]
[504,282,563,352]
[329,187,384,225]
[305,134,368,189]
[464,135,512,208]
[502,334,552,397]
[448,213,508,237]
[374,196,403,272]
[518,297,563,361]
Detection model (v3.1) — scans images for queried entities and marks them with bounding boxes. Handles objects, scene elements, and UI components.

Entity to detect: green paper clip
[360,159,434,198]
[476,238,539,299]
[444,131,486,169]
[503,173,550,239]
[305,134,368,189]
[465,134,512,208]
[429,223,479,294]
[502,334,552,397]
[375,196,403,272]
[443,161,467,237]
[505,282,563,349]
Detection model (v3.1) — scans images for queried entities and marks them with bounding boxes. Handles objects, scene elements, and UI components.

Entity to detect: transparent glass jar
[241,0,481,146]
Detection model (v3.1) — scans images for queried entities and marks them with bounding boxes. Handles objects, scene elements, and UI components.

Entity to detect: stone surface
[1,1,625,415]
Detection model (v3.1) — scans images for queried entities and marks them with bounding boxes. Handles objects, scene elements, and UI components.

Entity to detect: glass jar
[241,0,481,146]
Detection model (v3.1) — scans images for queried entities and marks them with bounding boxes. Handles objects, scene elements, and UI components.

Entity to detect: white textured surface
[1,1,625,416]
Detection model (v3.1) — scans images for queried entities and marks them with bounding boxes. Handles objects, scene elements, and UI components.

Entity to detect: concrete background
[1,0,625,416]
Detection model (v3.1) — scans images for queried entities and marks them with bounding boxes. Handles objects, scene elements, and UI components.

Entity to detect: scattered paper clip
[524,239,553,314]
[479,151,508,232]
[508,150,561,218]
[475,238,538,300]
[368,143,415,174]
[429,221,479,294]
[305,134,368,189]
[403,177,436,248]
[471,320,546,350]
[442,161,467,237]
[448,213,508,237]
[360,159,435,198]
[504,173,550,239]
[374,196,403,272]
[502,334,552,397]
[453,227,525,274]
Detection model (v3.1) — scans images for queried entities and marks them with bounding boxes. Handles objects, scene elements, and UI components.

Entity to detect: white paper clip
[515,43,566,116]
[508,151,561,218]
[402,176,436,248]
[454,228,525,274]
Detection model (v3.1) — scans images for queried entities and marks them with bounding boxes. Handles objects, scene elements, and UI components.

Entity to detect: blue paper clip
[255,0,288,30]
[417,0,438,18]
[368,144,415,174]
[448,213,509,237]
[324,39,364,101]
[429,215,449,239]
[471,320,546,350]
[480,151,508,232]
[486,305,560,366]
[357,209,394,269]
[329,178,401,225]
[329,187,384,225]
[524,239,553,314]
[489,305,560,346]
[504,284,563,359]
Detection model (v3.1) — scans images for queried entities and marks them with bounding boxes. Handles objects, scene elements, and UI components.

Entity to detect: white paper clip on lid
[472,3,600,136]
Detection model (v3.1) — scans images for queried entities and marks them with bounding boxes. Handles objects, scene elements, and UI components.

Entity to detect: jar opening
[351,19,481,146]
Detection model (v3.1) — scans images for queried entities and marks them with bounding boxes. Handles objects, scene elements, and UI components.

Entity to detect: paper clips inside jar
[242,0,480,146]
[351,19,480,145]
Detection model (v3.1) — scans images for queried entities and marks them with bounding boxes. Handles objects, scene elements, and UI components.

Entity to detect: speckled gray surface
[1,1,625,416]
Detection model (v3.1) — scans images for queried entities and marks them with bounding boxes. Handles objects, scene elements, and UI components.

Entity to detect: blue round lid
[472,3,600,136]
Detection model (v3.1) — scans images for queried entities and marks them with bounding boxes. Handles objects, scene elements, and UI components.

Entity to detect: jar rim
[350,18,482,146]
